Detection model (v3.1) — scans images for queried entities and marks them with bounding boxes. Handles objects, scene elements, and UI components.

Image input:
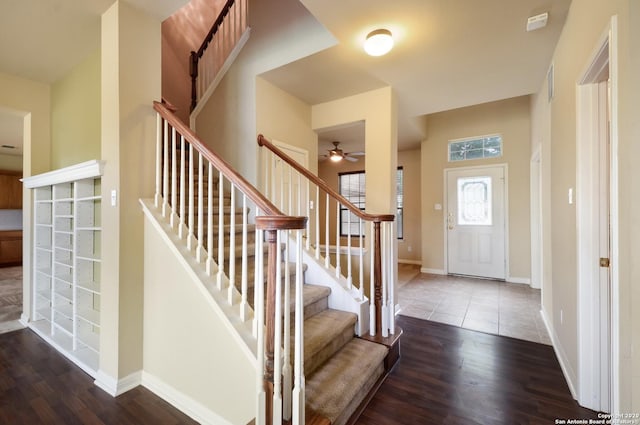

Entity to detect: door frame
[443,163,509,279]
[576,15,619,413]
[530,145,542,290]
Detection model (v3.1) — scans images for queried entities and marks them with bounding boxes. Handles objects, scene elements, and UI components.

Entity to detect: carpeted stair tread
[305,338,388,425]
[300,309,357,376]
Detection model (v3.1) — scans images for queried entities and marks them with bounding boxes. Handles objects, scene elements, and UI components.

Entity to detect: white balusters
[381,222,389,338]
[292,229,305,425]
[217,171,225,290]
[335,201,341,277]
[240,194,249,321]
[347,210,352,288]
[162,119,169,217]
[253,208,263,338]
[255,230,266,425]
[228,185,236,304]
[359,218,364,299]
[170,127,178,228]
[325,194,330,268]
[206,163,214,276]
[315,186,320,260]
[179,135,186,239]
[370,221,376,336]
[388,221,396,335]
[187,144,195,251]
[196,153,204,262]
[283,232,292,421]
[155,113,162,207]
[272,231,283,424]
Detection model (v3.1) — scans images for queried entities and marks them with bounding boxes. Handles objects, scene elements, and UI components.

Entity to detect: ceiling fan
[321,141,365,163]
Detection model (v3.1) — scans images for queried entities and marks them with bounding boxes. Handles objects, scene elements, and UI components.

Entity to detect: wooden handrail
[257,134,395,223]
[154,101,305,227]
[190,0,237,111]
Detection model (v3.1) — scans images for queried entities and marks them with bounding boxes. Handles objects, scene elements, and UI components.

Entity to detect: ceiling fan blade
[344,156,359,162]
[348,151,365,156]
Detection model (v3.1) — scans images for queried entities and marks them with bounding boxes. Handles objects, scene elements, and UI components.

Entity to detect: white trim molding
[398,259,421,266]
[506,276,531,285]
[541,308,578,399]
[22,160,104,188]
[94,370,142,397]
[142,371,234,425]
[420,267,445,275]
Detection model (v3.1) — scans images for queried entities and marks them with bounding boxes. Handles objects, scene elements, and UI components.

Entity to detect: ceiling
[0,0,190,156]
[262,0,571,154]
[0,0,571,159]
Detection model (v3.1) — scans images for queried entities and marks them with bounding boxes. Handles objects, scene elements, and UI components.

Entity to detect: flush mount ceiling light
[364,29,394,56]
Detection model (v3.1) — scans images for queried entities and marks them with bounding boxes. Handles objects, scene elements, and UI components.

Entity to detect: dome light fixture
[364,28,394,56]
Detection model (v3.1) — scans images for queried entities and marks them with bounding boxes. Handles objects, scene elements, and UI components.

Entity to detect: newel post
[255,215,307,425]
[373,220,383,335]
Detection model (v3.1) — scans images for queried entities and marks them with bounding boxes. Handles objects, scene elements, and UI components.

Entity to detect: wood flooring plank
[355,315,600,425]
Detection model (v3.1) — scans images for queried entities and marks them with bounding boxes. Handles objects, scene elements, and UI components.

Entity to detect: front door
[446,166,506,279]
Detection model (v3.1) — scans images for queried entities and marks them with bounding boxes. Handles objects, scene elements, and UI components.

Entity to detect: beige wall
[256,77,318,174]
[51,49,101,169]
[529,0,639,410]
[100,1,161,382]
[143,216,255,425]
[0,154,22,171]
[194,0,335,186]
[420,96,531,279]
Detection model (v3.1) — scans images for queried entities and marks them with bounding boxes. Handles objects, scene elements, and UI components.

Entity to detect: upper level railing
[257,134,397,338]
[154,101,306,425]
[190,0,248,111]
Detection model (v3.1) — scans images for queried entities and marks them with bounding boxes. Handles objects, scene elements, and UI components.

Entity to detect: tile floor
[396,264,551,345]
[0,265,25,334]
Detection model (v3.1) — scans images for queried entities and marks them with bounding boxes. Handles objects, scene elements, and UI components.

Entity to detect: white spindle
[370,221,376,336]
[292,229,305,425]
[253,208,263,338]
[179,135,186,239]
[162,119,169,217]
[217,171,225,290]
[187,145,195,251]
[325,193,330,268]
[255,228,266,425]
[228,185,236,305]
[155,113,162,207]
[196,153,204,262]
[288,165,293,215]
[389,222,396,335]
[240,194,249,321]
[282,232,292,420]
[315,186,320,259]
[170,127,178,228]
[206,163,214,276]
[272,231,283,424]
[304,177,310,252]
[335,202,341,277]
[359,218,364,300]
[381,223,389,338]
[347,209,352,288]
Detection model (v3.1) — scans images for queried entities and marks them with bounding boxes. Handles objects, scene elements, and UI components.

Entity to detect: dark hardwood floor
[356,315,600,425]
[0,328,198,424]
[1,316,600,424]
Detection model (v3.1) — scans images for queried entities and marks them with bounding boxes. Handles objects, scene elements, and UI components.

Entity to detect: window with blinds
[338,168,403,238]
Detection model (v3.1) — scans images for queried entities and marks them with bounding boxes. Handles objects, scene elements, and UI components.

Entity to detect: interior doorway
[576,16,619,413]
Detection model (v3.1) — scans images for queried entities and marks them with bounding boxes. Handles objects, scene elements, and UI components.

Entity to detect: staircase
[148,102,398,424]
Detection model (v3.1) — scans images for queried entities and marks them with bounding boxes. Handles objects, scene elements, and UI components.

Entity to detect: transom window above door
[448,135,502,162]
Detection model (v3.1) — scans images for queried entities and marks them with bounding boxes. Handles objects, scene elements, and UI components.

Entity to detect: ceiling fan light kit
[364,28,394,56]
[322,141,365,163]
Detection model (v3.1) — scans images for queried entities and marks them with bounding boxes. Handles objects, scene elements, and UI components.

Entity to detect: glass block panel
[457,176,492,225]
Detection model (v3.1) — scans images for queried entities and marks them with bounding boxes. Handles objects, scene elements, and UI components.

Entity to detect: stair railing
[257,134,396,338]
[190,0,248,111]
[154,101,307,425]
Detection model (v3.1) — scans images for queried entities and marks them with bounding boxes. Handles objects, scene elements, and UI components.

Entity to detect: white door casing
[445,165,507,280]
[265,141,309,217]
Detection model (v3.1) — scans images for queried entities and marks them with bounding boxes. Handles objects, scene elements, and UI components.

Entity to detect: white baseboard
[0,319,25,335]
[94,370,142,397]
[398,259,422,265]
[540,308,578,399]
[420,267,445,275]
[506,276,532,285]
[141,371,233,425]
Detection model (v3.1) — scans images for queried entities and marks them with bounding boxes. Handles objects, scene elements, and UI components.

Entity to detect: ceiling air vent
[527,12,549,32]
